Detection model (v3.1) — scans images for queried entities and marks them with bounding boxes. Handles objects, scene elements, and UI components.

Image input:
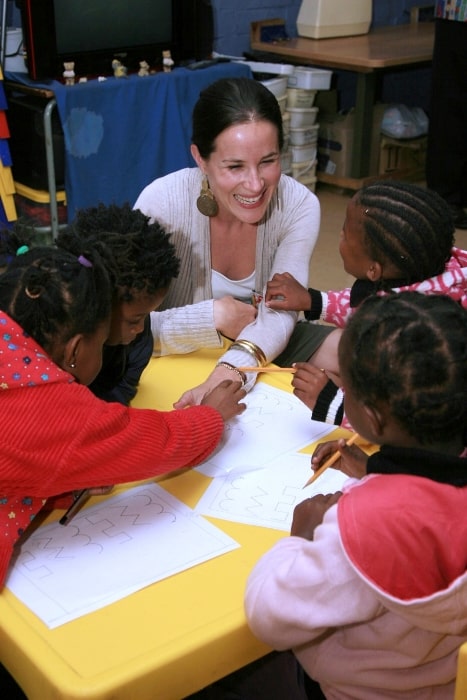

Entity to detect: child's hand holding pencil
[304,432,367,487]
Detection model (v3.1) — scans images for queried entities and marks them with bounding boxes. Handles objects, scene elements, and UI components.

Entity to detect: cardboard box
[317,104,386,178]
[378,135,427,176]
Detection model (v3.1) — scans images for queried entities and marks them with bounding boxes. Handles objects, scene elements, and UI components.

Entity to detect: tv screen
[54,1,172,56]
[17,0,213,81]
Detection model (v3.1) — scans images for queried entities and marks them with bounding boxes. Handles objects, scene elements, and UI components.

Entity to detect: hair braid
[343,292,467,445]
[355,181,454,283]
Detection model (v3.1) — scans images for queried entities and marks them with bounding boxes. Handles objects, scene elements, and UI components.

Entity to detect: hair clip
[78,254,93,268]
[16,245,29,256]
[25,287,41,300]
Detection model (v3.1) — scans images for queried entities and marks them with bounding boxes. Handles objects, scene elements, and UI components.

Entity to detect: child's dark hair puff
[57,203,180,302]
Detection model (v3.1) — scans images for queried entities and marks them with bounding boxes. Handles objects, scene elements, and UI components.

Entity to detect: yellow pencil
[303,432,360,488]
[237,366,296,373]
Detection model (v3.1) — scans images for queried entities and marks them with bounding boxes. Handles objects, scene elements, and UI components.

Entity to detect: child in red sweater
[0,243,245,587]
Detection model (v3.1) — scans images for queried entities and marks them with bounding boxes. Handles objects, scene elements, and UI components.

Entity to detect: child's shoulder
[337,474,467,598]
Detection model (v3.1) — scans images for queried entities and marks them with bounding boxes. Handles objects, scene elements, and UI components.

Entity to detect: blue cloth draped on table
[6,62,252,221]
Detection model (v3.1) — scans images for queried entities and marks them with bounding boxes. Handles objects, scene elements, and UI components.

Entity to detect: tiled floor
[312,182,467,291]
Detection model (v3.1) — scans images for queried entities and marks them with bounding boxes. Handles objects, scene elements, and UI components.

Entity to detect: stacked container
[236,61,332,192]
[285,66,332,190]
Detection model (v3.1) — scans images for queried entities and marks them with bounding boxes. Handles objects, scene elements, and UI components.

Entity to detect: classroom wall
[211,0,431,57]
[7,1,431,59]
[210,0,432,112]
[5,0,431,111]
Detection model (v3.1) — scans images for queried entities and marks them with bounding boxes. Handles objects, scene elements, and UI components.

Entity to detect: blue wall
[211,0,431,57]
[6,0,432,110]
[7,1,431,58]
[210,0,432,112]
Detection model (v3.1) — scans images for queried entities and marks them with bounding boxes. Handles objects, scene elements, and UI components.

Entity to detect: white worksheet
[5,483,239,628]
[195,451,349,531]
[196,383,334,477]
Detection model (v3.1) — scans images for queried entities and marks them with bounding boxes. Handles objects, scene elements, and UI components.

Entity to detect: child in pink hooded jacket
[245,292,467,699]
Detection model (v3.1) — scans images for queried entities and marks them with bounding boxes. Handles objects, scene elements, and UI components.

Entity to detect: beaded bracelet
[216,361,247,386]
[229,339,267,367]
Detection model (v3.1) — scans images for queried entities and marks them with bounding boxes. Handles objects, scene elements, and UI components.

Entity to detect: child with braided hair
[245,292,467,700]
[56,202,180,405]
[0,241,246,588]
[265,180,467,425]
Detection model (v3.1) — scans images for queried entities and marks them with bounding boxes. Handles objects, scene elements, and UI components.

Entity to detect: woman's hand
[291,362,329,411]
[213,296,257,340]
[311,438,368,479]
[291,492,342,540]
[265,272,311,311]
[174,364,242,408]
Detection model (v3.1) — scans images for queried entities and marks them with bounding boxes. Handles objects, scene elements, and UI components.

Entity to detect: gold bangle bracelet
[216,361,246,386]
[229,339,267,367]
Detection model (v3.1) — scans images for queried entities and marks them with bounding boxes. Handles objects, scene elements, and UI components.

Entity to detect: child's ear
[366,261,383,282]
[64,334,83,369]
[363,402,385,437]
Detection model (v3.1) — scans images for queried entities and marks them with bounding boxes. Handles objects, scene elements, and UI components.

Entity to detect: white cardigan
[134,168,321,384]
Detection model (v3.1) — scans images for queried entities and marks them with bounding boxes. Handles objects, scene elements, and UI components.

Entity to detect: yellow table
[0,348,349,699]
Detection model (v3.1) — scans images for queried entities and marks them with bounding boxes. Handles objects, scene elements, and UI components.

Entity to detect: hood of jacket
[338,472,467,637]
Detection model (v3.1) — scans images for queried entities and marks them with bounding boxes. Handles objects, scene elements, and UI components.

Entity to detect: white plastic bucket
[3,28,27,73]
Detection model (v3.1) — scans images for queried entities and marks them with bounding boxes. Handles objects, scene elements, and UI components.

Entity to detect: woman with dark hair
[134,77,339,407]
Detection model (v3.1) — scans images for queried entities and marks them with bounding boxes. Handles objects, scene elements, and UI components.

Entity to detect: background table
[250,21,434,187]
[0,347,352,700]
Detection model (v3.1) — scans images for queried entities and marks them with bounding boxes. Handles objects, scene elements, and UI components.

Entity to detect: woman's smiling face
[193,119,282,224]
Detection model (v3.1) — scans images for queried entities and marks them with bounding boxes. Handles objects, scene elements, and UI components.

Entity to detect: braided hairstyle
[341,292,467,446]
[56,203,180,303]
[0,244,112,354]
[355,181,455,284]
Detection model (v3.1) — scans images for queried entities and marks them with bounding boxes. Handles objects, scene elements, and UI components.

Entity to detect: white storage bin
[295,173,317,191]
[277,93,287,114]
[261,76,288,98]
[238,61,295,76]
[281,149,293,173]
[288,67,333,90]
[297,0,372,39]
[292,159,317,179]
[291,143,317,163]
[287,106,319,128]
[289,123,319,146]
[287,88,317,109]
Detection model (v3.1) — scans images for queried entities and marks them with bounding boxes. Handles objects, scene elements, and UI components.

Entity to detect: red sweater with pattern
[0,311,224,586]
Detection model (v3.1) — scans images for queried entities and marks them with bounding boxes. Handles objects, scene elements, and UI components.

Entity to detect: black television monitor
[17,0,213,81]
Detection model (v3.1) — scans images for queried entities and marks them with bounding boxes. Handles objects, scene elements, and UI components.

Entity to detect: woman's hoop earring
[196,177,218,217]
